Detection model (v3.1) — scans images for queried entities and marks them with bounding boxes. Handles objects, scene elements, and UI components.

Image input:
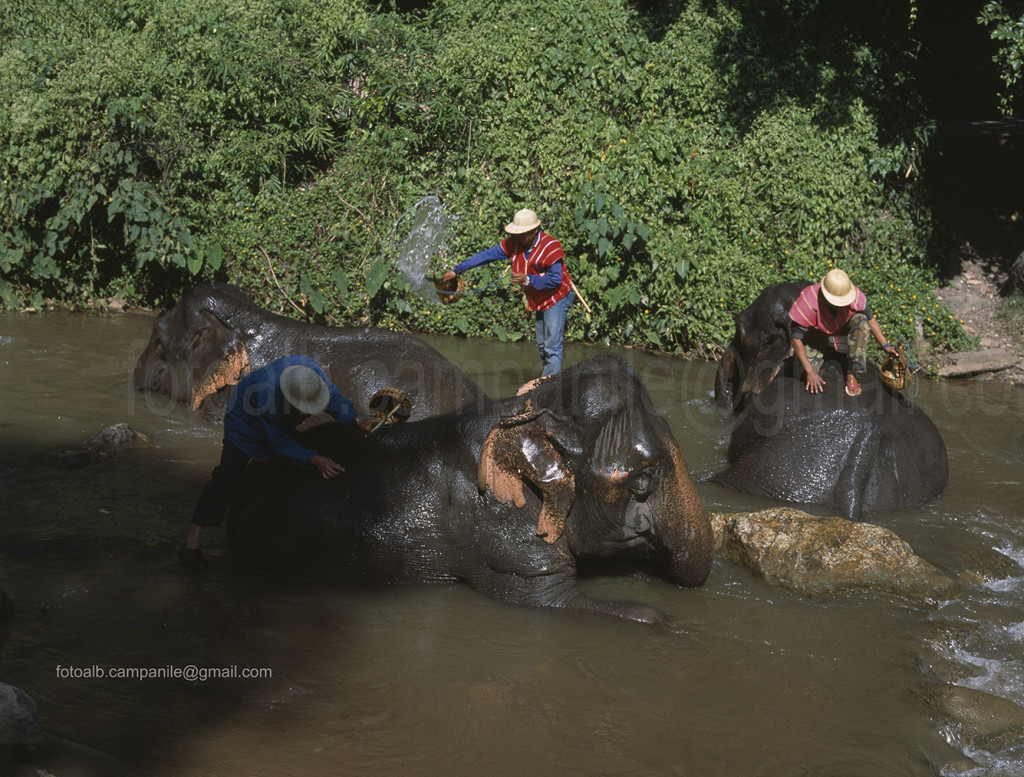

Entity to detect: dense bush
[0,0,977,362]
[980,1,1024,114]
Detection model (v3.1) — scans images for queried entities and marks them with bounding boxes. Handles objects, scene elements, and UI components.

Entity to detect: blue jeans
[535,291,574,376]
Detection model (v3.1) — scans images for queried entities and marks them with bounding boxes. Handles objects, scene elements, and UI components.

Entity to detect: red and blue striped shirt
[788,282,872,340]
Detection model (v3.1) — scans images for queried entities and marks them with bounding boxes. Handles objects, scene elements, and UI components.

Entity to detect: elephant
[711,362,948,521]
[227,357,714,625]
[133,283,486,419]
[714,281,812,411]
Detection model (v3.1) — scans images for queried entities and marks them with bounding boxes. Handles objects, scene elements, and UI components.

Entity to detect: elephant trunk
[656,435,714,587]
[714,346,739,409]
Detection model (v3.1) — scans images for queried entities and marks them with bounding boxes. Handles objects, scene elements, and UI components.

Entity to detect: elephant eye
[629,466,657,498]
[189,328,208,351]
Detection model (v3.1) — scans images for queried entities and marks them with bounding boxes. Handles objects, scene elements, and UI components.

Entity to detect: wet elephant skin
[712,364,949,521]
[227,357,714,625]
[132,283,487,419]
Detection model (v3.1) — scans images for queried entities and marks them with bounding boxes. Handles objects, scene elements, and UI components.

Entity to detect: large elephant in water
[714,281,811,411]
[228,358,714,624]
[133,283,486,418]
[712,363,948,521]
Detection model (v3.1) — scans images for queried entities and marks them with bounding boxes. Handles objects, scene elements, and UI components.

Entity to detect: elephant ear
[515,375,554,396]
[478,415,576,544]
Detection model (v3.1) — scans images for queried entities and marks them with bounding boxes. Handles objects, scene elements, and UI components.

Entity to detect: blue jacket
[223,355,358,467]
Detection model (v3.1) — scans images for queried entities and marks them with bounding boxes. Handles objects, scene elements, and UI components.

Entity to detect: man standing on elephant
[789,268,898,397]
[442,208,574,376]
[179,355,374,570]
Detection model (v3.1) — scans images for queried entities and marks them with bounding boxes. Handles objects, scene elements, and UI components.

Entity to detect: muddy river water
[1,310,1022,776]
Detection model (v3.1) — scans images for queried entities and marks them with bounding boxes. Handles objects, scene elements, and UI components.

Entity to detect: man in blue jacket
[179,355,374,569]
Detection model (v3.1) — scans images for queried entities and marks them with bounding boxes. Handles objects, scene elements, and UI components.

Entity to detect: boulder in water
[711,507,960,600]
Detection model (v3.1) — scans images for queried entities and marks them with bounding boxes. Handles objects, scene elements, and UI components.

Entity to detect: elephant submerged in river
[710,281,948,519]
[227,357,714,624]
[712,363,948,521]
[133,283,486,419]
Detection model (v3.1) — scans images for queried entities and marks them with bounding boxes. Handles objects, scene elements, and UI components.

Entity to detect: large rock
[711,508,961,600]
[913,683,1024,751]
[1005,250,1024,294]
[49,424,151,467]
[0,683,42,749]
[938,349,1018,378]
[85,423,150,452]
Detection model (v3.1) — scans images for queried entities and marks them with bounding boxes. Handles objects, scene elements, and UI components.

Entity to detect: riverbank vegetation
[3,0,1013,360]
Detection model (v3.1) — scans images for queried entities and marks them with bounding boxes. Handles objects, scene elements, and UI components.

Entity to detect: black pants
[191,440,251,528]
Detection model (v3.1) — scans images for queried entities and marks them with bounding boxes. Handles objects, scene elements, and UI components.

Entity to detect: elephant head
[715,281,810,411]
[134,283,488,420]
[132,284,252,411]
[478,358,713,588]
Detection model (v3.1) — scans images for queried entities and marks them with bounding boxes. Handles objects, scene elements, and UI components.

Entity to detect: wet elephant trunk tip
[668,516,714,588]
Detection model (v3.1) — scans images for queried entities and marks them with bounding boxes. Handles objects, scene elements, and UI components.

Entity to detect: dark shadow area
[637,0,926,139]
[0,436,362,775]
[923,122,1024,283]
[915,0,1003,121]
[914,1,1024,285]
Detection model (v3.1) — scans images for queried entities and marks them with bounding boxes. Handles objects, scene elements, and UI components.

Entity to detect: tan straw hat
[280,364,331,415]
[820,268,858,307]
[505,209,541,234]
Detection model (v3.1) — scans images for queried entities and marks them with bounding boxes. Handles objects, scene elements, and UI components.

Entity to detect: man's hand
[356,417,375,433]
[882,343,898,356]
[510,272,529,286]
[310,454,344,479]
[804,371,826,394]
[441,270,456,283]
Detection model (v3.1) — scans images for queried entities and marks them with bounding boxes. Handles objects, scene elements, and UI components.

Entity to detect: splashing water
[390,195,461,303]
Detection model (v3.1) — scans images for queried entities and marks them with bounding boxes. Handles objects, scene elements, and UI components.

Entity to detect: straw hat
[505,209,541,234]
[820,268,858,307]
[280,364,330,415]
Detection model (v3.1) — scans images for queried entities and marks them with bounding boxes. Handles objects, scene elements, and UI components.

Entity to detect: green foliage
[979,1,1024,114]
[0,0,974,370]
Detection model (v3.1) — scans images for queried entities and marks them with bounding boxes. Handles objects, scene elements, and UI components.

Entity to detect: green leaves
[364,260,390,300]
[574,184,649,263]
[0,0,968,362]
[187,243,223,275]
[979,1,1024,113]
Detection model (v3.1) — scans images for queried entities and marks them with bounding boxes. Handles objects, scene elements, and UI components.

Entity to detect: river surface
[1,310,1023,777]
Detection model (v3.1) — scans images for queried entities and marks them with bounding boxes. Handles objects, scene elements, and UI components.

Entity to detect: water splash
[388,195,461,304]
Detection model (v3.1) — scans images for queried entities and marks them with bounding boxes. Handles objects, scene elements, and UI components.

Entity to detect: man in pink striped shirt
[789,268,897,397]
[443,208,574,376]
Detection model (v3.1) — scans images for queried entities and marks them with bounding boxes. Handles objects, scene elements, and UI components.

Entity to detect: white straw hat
[505,209,541,234]
[280,364,330,415]
[820,268,858,307]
